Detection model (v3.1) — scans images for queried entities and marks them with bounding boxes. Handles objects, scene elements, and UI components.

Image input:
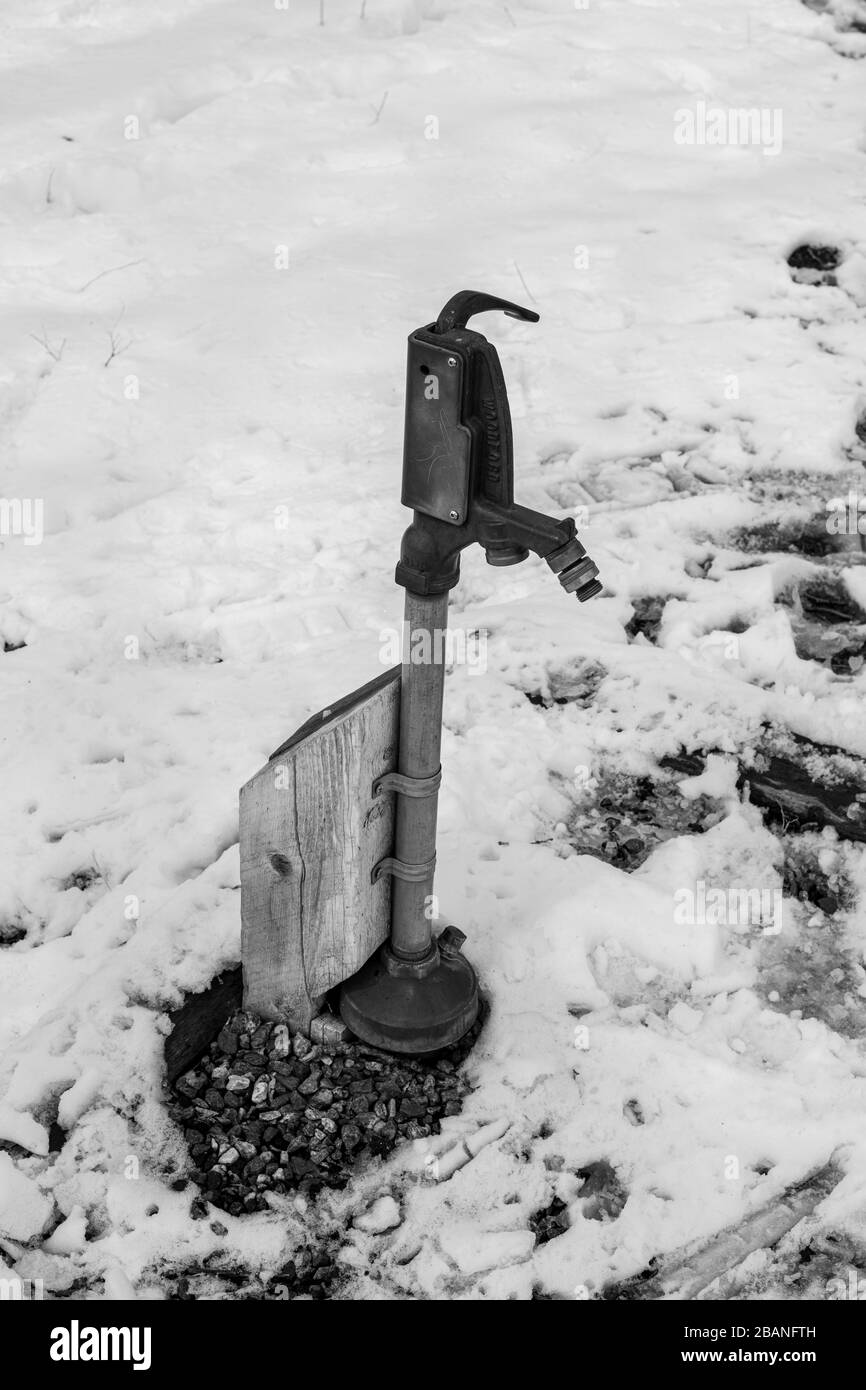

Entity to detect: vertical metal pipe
[389,589,450,959]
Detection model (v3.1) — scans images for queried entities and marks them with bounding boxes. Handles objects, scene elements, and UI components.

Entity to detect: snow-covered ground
[3,0,866,1300]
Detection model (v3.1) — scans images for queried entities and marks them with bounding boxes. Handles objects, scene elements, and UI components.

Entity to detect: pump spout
[474,501,602,602]
[395,500,601,602]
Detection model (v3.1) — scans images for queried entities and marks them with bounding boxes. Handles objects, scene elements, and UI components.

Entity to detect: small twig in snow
[360,0,367,16]
[104,306,131,367]
[46,168,55,205]
[29,325,66,362]
[77,259,145,293]
[91,852,112,892]
[503,5,516,25]
[513,261,538,304]
[370,91,389,124]
[319,0,325,23]
[772,799,794,836]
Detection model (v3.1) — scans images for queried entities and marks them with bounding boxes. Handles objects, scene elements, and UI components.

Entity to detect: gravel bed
[168,1008,484,1218]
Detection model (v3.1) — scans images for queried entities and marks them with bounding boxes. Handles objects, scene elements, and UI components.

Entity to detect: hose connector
[544,535,603,603]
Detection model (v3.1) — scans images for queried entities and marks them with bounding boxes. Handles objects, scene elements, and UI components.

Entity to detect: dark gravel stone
[176,1071,205,1101]
[399,1098,427,1118]
[341,1124,362,1150]
[348,1078,376,1096]
[530,1195,570,1245]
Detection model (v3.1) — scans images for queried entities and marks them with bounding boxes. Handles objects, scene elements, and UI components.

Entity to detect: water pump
[339,291,602,1053]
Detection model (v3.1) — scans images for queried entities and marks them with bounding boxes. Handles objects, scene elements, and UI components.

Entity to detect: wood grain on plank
[240,667,401,1029]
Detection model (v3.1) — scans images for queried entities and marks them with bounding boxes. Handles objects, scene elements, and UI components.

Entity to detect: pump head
[397,290,602,602]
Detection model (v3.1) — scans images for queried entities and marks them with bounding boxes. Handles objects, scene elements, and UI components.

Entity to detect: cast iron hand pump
[340,292,602,1053]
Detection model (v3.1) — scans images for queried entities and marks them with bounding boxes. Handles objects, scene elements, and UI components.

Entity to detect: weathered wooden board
[164,965,243,1085]
[602,1160,840,1301]
[662,737,866,844]
[240,666,401,1030]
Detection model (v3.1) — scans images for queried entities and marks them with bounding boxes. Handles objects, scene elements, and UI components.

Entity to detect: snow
[43,1203,87,1255]
[438,1225,535,1276]
[0,1102,49,1156]
[0,1153,53,1241]
[677,754,739,804]
[1,0,866,1300]
[668,1002,703,1036]
[353,1195,402,1234]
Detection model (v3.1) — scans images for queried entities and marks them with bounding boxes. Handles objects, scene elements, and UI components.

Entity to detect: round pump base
[339,941,479,1055]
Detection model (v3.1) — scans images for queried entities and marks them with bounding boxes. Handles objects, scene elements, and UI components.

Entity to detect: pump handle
[432,291,539,335]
